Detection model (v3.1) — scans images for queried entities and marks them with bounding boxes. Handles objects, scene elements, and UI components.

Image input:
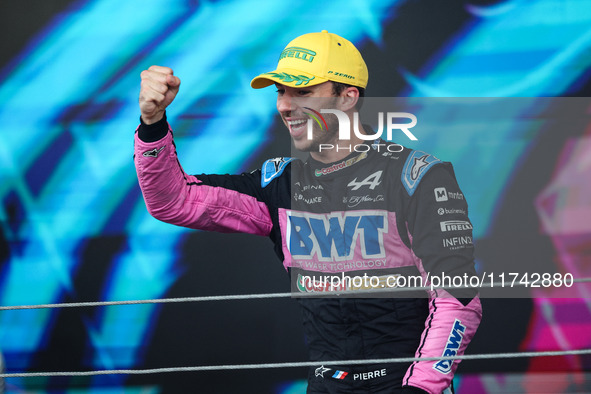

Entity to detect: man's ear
[337,87,360,112]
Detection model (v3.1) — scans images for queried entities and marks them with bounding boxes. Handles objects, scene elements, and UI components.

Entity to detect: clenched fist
[139,65,181,124]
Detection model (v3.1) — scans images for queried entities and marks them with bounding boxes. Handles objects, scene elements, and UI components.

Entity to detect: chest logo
[288,211,387,261]
[347,170,383,191]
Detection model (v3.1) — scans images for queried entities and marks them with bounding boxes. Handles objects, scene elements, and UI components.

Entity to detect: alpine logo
[347,170,382,190]
[142,146,165,157]
[288,210,388,261]
[433,319,466,374]
[440,220,473,232]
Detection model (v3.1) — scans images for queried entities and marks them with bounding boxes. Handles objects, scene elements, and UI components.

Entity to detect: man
[135,30,481,393]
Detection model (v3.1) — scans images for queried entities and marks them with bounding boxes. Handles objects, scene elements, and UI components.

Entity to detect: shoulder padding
[401,150,442,196]
[261,157,295,188]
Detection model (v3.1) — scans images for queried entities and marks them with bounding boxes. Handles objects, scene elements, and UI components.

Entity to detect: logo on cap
[279,46,316,63]
[262,72,315,86]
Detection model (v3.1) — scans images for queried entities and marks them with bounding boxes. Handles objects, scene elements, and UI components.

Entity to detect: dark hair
[332,81,365,110]
[331,81,365,98]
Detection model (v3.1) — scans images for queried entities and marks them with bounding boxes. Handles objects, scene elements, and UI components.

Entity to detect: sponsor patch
[345,194,385,208]
[296,272,397,293]
[315,365,331,378]
[261,157,294,188]
[442,236,473,250]
[288,210,388,261]
[434,187,448,202]
[293,193,322,204]
[440,220,473,232]
[433,319,466,374]
[437,207,467,216]
[347,170,382,190]
[435,187,464,202]
[402,150,441,196]
[142,146,165,157]
[315,152,367,177]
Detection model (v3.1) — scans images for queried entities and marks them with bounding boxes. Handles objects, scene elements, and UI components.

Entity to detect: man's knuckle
[154,83,166,94]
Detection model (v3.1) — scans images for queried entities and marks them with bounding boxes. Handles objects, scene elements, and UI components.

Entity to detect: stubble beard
[292,112,340,153]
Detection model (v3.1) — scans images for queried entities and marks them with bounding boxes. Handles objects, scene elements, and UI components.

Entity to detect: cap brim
[250,68,329,89]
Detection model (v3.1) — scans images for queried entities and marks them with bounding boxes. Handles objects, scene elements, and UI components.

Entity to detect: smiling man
[276,81,345,155]
[135,30,482,393]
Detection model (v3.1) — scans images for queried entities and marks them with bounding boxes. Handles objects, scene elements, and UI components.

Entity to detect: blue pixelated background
[1,0,591,392]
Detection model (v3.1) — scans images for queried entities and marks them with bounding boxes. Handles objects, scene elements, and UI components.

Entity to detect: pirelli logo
[440,220,473,232]
[279,46,316,62]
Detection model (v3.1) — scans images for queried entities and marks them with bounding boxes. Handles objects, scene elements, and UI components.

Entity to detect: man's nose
[277,94,293,113]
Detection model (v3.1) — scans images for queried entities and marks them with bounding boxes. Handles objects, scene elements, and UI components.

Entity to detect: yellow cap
[251,30,368,89]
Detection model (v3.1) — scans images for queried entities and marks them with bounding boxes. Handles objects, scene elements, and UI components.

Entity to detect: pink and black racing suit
[134,116,482,394]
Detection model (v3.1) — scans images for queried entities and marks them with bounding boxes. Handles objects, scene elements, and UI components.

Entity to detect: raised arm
[134,66,273,236]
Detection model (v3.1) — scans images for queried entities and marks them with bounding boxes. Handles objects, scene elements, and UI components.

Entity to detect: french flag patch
[332,370,348,380]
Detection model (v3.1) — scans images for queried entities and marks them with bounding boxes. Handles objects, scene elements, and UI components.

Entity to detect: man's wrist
[141,111,164,125]
[138,113,168,143]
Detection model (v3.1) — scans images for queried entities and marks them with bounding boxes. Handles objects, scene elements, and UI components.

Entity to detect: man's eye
[276,89,285,95]
[298,90,311,95]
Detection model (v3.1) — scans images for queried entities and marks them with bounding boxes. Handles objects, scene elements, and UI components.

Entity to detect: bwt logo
[304,108,418,151]
[433,319,466,374]
[288,211,388,261]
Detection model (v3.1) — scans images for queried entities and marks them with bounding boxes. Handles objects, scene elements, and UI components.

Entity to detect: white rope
[0,277,589,311]
[1,349,590,378]
[0,292,293,311]
[0,279,589,379]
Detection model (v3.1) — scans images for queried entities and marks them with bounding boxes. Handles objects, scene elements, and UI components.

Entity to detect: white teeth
[288,119,307,127]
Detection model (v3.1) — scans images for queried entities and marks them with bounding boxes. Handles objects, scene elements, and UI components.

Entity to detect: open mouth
[287,118,308,137]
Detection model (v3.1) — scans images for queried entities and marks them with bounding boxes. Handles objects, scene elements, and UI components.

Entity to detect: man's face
[276,82,339,152]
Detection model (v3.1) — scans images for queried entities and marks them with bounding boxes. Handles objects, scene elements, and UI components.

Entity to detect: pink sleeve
[404,294,482,393]
[134,127,273,236]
